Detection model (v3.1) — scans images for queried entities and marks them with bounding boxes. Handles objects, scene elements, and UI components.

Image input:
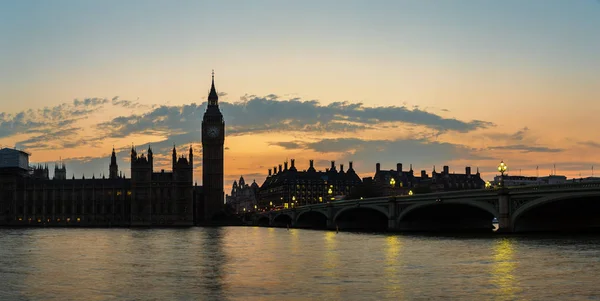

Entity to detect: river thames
[1,227,599,300]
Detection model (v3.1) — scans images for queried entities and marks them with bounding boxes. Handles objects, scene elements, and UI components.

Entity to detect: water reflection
[322,231,340,300]
[201,228,226,300]
[385,235,404,299]
[491,238,519,300]
[2,228,600,300]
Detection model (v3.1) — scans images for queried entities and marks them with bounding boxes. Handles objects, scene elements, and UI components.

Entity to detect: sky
[1,0,599,192]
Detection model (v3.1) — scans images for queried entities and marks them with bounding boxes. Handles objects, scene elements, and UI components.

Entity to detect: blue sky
[1,0,599,187]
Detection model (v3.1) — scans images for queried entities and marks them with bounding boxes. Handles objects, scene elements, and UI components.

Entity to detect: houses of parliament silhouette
[0,74,225,227]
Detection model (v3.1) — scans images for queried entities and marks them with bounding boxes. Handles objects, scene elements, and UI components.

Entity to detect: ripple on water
[1,228,600,300]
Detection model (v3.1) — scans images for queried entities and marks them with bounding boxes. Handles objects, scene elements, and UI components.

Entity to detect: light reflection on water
[1,228,600,300]
[491,238,518,301]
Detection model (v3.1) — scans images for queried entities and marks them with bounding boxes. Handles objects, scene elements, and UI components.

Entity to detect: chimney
[331,161,335,170]
[349,161,353,170]
[274,166,277,174]
[278,164,282,173]
[397,163,403,172]
[340,164,344,172]
[466,166,471,176]
[309,160,314,168]
[268,169,272,176]
[443,165,449,174]
[291,159,295,168]
[421,170,427,178]
[376,163,381,172]
[284,161,288,171]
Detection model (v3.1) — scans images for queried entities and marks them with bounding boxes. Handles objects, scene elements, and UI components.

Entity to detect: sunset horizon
[2,0,599,191]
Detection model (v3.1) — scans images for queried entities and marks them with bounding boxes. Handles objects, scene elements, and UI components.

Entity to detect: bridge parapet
[507,181,600,193]
[253,182,600,232]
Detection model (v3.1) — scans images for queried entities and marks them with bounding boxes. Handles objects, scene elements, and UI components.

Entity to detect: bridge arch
[256,216,270,227]
[511,192,600,232]
[272,213,293,227]
[397,199,498,232]
[295,210,328,229]
[333,205,389,231]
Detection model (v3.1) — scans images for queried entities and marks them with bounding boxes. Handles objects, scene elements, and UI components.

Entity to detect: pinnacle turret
[208,70,219,106]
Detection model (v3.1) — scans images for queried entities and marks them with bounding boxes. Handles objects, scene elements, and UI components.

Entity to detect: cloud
[488,144,563,153]
[111,96,143,109]
[269,141,304,149]
[1,98,114,150]
[271,137,493,173]
[510,127,529,141]
[6,94,502,181]
[97,95,495,143]
[578,141,600,148]
[225,96,494,134]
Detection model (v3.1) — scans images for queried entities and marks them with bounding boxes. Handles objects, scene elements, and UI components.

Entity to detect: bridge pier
[497,188,512,233]
[290,210,297,228]
[388,197,397,230]
[326,202,335,230]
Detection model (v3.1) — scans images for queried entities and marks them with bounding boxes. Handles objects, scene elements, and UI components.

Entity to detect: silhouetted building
[0,145,198,227]
[493,174,567,187]
[54,161,67,180]
[371,163,485,196]
[201,72,225,222]
[226,176,259,213]
[258,159,362,209]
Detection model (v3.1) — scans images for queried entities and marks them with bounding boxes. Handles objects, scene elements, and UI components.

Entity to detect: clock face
[207,126,220,138]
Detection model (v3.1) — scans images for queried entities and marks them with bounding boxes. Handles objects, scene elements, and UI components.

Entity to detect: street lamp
[390,178,396,187]
[498,160,508,187]
[408,190,413,196]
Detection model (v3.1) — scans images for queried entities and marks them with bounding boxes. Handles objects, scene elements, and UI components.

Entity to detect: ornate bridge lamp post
[485,181,492,189]
[390,178,396,196]
[498,160,508,188]
[497,160,511,233]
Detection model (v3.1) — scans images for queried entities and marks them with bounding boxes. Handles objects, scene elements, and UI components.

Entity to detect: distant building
[0,146,200,227]
[372,163,485,196]
[577,177,600,183]
[493,175,567,187]
[0,148,30,173]
[258,160,362,209]
[225,176,259,213]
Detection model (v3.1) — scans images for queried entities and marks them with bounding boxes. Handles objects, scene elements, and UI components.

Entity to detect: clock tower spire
[208,69,219,106]
[200,71,225,223]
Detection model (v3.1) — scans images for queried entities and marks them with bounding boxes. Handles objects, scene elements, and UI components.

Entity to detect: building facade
[0,147,198,227]
[225,176,259,213]
[258,159,362,210]
[492,174,567,187]
[371,163,486,196]
[201,72,225,222]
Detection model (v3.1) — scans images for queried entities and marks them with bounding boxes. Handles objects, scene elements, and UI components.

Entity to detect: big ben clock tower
[201,71,225,222]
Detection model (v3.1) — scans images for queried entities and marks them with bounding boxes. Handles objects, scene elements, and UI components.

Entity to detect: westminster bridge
[252,182,600,232]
